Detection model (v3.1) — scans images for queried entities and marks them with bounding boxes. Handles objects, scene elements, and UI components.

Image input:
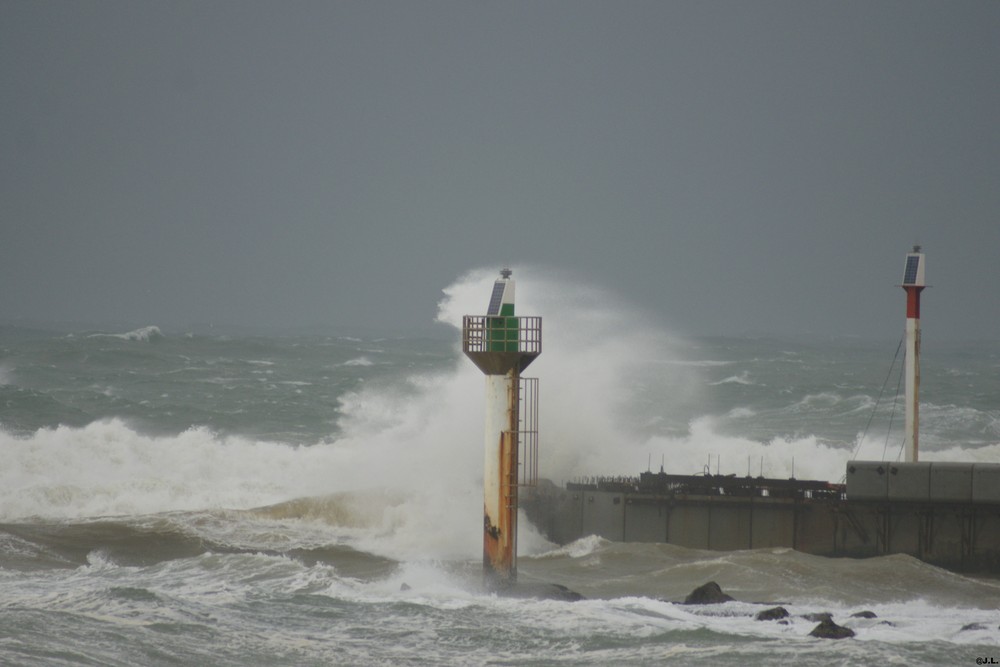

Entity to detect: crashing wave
[87,326,164,342]
[710,371,755,386]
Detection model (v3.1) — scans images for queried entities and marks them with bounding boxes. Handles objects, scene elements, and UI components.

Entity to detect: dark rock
[682,581,734,605]
[802,612,833,623]
[961,623,988,632]
[540,583,585,601]
[755,606,790,621]
[809,618,855,639]
[850,610,877,619]
[505,582,585,601]
[399,583,411,591]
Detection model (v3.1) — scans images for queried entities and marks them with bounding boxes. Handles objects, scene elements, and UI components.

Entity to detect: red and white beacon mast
[901,246,926,463]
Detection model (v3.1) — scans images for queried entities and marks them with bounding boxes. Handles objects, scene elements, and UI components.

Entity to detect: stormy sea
[2,269,999,666]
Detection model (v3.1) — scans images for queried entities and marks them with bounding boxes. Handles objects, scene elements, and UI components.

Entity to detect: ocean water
[2,268,999,666]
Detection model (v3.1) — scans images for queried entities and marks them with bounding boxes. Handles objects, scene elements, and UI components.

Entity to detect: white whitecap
[87,325,163,342]
[710,371,754,386]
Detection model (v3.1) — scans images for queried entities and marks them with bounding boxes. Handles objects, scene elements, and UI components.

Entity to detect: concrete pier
[523,467,1000,574]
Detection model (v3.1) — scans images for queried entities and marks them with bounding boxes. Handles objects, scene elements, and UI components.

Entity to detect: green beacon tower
[462,269,542,589]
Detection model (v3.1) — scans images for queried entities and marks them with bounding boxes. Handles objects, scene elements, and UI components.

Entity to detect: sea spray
[436,267,873,483]
[86,325,164,342]
[437,266,703,481]
[0,420,344,520]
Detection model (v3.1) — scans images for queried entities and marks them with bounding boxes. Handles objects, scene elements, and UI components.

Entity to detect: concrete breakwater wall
[522,471,1000,573]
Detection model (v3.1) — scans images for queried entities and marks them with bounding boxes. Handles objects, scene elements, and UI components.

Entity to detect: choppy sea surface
[2,270,999,665]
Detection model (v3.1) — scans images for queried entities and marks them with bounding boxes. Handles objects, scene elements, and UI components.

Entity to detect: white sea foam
[0,372,484,561]
[626,416,854,482]
[87,325,163,342]
[847,427,1000,471]
[343,356,374,366]
[658,359,734,367]
[922,443,1000,463]
[787,392,843,411]
[0,420,350,521]
[535,534,609,559]
[710,371,755,386]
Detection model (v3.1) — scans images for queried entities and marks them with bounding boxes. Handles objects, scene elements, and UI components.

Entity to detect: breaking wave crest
[87,325,164,342]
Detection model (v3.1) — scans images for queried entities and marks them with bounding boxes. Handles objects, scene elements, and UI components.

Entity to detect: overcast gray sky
[2,1,997,340]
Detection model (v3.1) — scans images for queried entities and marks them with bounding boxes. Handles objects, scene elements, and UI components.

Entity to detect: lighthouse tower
[901,246,926,463]
[462,269,541,589]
